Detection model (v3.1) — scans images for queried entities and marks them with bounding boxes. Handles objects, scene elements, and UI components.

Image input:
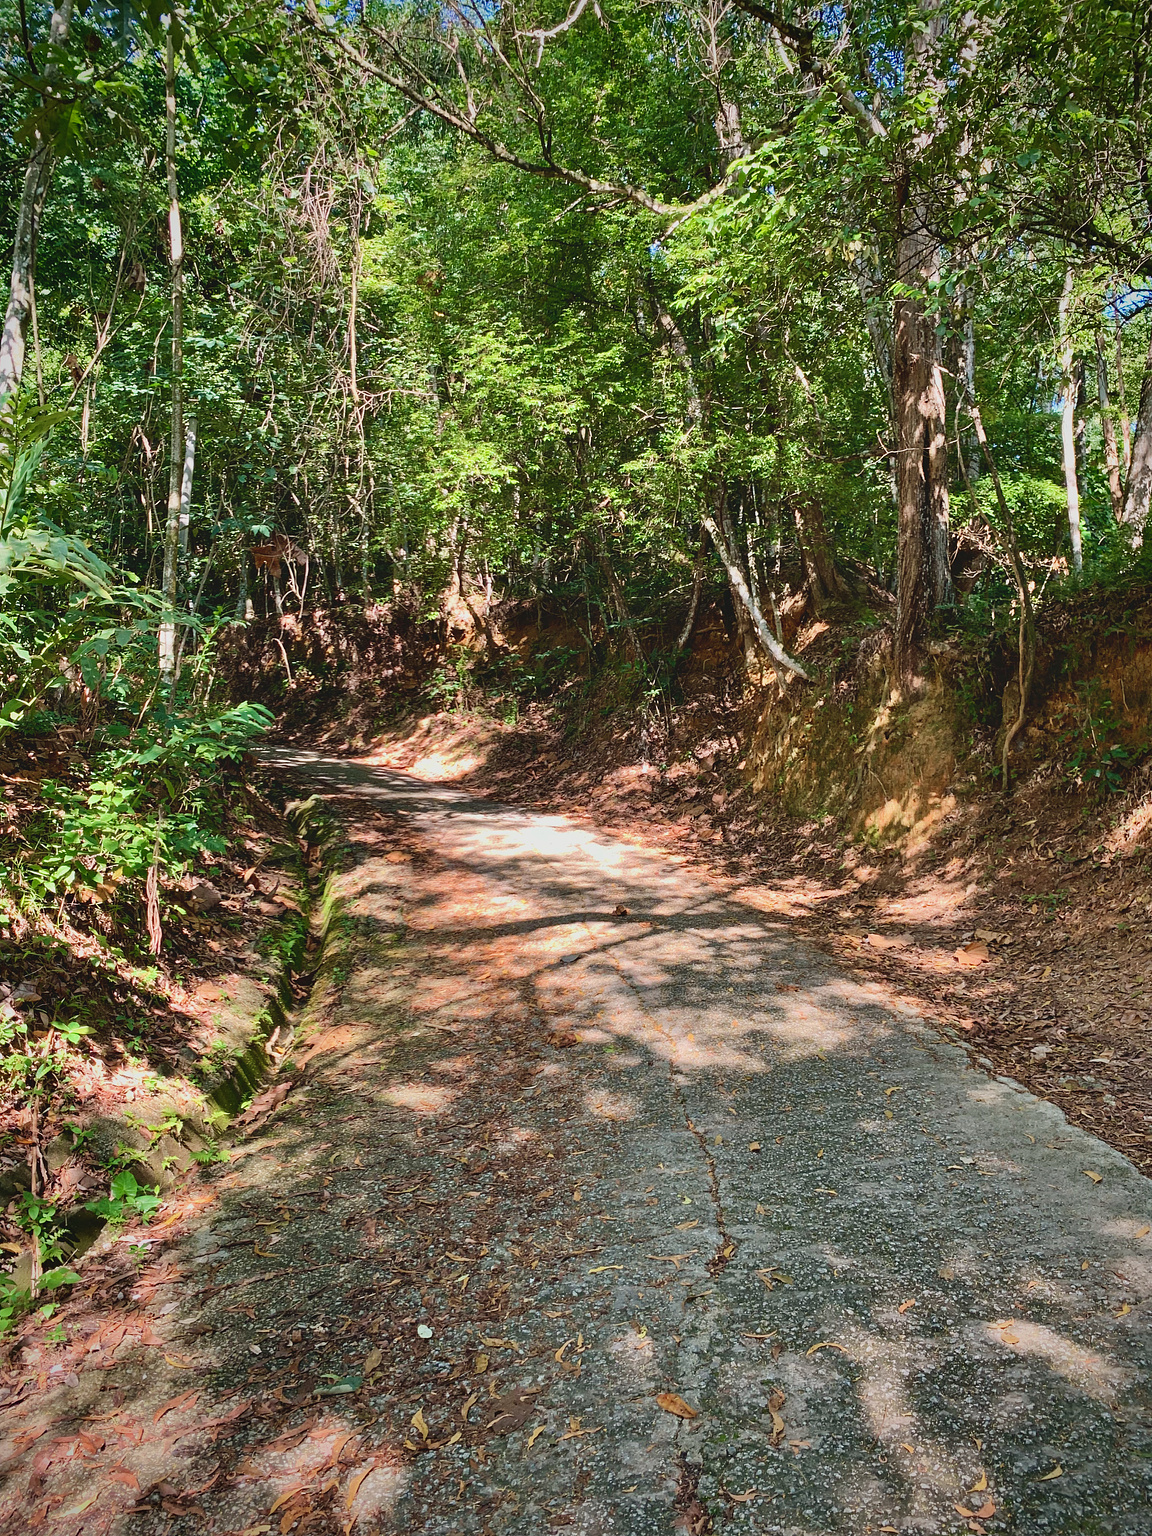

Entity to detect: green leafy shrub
[85,1170,162,1226]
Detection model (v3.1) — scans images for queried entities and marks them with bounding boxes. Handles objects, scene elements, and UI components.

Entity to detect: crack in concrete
[675,1085,736,1276]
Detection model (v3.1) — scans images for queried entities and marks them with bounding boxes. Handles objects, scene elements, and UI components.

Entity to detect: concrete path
[5,752,1152,1535]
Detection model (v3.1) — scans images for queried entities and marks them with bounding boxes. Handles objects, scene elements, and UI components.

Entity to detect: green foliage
[85,1170,162,1226]
[1059,684,1134,794]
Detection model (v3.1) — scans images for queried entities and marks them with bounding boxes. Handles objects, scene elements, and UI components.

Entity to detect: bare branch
[526,0,604,67]
[727,0,887,140]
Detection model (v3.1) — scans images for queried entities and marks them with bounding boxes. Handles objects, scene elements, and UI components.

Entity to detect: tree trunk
[1116,311,1132,474]
[159,25,185,683]
[701,488,807,682]
[1096,334,1124,522]
[891,231,951,677]
[793,496,848,613]
[673,530,708,657]
[1120,323,1152,546]
[1057,268,1082,573]
[587,533,642,664]
[0,0,74,401]
[178,416,196,552]
[891,1,950,683]
[348,227,360,406]
[962,302,980,485]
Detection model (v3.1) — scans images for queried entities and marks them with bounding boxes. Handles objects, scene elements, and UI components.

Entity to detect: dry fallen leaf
[58,1493,98,1517]
[806,1341,849,1358]
[1115,1303,1132,1317]
[410,1406,430,1442]
[612,904,629,917]
[1083,1170,1103,1184]
[1135,1225,1151,1239]
[363,1347,382,1376]
[727,1488,759,1503]
[588,1264,624,1274]
[526,1424,546,1449]
[153,1389,199,1423]
[866,932,907,950]
[972,1500,996,1518]
[484,1387,539,1436]
[345,1468,373,1509]
[767,1388,785,1444]
[557,1417,604,1441]
[269,1485,308,1515]
[970,1469,988,1493]
[648,1251,697,1271]
[897,1298,917,1314]
[955,941,990,968]
[748,1142,762,1152]
[474,1352,489,1373]
[1037,1465,1063,1481]
[655,1391,698,1420]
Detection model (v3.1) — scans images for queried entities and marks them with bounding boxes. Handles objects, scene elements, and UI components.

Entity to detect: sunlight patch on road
[583,1089,639,1122]
[383,1082,458,1115]
[981,1319,1130,1403]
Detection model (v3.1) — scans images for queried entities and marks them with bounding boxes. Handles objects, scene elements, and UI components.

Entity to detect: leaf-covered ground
[2,754,1150,1534]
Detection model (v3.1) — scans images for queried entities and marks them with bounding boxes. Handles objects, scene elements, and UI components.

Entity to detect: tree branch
[303,0,735,221]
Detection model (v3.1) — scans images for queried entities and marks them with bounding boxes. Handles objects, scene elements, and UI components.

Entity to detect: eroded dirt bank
[3,754,1151,1535]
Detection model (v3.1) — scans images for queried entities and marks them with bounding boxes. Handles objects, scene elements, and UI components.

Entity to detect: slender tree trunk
[1116,311,1132,474]
[701,487,807,682]
[159,25,185,682]
[348,224,361,406]
[1096,334,1124,522]
[587,532,642,664]
[29,272,44,406]
[673,529,708,657]
[178,416,196,552]
[962,302,980,485]
[891,0,950,683]
[0,0,74,401]
[1057,268,1082,573]
[1120,323,1152,546]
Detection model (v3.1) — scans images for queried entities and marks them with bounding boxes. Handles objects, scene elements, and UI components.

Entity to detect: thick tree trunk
[794,496,848,613]
[1120,324,1152,546]
[159,26,185,682]
[1096,335,1124,522]
[0,0,74,401]
[891,221,950,678]
[1057,269,1082,572]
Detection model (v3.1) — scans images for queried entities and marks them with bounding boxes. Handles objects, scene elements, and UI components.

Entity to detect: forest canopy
[1,0,1151,740]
